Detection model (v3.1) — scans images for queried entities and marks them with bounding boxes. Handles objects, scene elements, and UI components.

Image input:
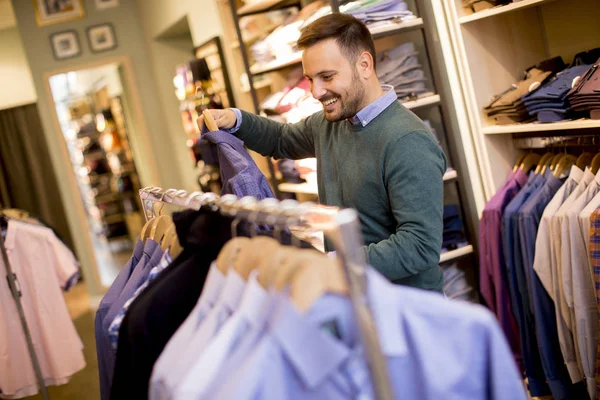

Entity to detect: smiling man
[198,13,447,292]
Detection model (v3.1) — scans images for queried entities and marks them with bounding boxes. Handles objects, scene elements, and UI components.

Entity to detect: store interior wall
[8,0,194,298]
[0,26,37,110]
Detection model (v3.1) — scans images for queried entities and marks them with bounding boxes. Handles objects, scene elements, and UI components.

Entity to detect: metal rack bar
[0,220,50,400]
[139,186,394,399]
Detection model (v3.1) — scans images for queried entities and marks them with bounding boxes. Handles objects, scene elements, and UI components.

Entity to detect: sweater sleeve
[363,131,446,282]
[233,110,316,160]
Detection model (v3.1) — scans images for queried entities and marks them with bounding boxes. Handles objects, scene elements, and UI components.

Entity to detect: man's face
[302,38,366,122]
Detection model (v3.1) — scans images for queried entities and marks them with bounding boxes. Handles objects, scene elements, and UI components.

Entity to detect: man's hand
[197,109,237,132]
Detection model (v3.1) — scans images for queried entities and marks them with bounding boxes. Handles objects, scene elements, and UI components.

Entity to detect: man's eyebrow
[304,70,337,78]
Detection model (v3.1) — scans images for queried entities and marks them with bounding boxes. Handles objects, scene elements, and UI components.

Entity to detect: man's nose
[311,82,327,100]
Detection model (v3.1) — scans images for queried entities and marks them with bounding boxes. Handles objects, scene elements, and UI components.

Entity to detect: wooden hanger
[513,153,527,173]
[202,110,219,132]
[140,218,156,242]
[553,154,577,177]
[576,152,593,170]
[519,153,541,173]
[216,237,251,275]
[290,256,349,313]
[161,224,183,259]
[149,215,173,243]
[272,250,322,291]
[534,152,553,175]
[257,247,298,289]
[542,153,564,176]
[591,152,600,175]
[234,237,281,280]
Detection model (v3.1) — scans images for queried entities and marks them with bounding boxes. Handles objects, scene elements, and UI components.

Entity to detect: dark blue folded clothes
[442,205,466,249]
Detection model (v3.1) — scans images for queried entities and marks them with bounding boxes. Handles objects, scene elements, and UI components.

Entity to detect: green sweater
[235,102,447,291]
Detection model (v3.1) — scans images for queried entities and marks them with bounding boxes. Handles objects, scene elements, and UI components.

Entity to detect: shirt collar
[149,243,164,266]
[132,239,145,264]
[351,85,396,127]
[215,269,245,313]
[237,270,269,326]
[266,265,407,389]
[545,173,565,193]
[593,167,600,186]
[197,262,225,309]
[513,168,529,188]
[569,165,584,184]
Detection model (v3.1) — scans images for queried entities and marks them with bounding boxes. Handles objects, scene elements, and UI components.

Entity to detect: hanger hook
[185,191,204,208]
[157,189,177,215]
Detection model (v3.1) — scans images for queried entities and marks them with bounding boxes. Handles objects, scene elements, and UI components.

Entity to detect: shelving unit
[459,0,559,24]
[237,0,301,17]
[482,119,600,135]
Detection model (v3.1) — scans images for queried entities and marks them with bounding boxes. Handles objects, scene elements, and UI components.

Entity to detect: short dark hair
[297,13,376,69]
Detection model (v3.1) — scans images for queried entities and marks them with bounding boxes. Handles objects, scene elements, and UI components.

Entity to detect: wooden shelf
[237,0,301,17]
[369,18,424,39]
[231,23,279,49]
[459,0,559,24]
[243,78,273,92]
[250,55,302,75]
[402,94,441,110]
[482,119,600,135]
[439,245,473,263]
[278,169,458,195]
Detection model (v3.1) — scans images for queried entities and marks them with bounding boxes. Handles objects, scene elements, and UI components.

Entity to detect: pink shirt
[0,221,85,398]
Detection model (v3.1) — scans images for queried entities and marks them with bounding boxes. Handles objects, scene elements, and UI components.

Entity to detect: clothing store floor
[24,283,100,400]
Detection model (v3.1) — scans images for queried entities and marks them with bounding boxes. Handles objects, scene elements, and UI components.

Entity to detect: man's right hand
[197,109,237,132]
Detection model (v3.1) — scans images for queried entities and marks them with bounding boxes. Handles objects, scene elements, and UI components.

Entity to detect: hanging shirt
[110,209,234,400]
[202,129,275,200]
[533,165,584,385]
[517,172,577,399]
[589,207,600,398]
[149,263,225,400]
[108,250,173,349]
[0,221,85,399]
[95,239,144,400]
[479,168,528,369]
[173,270,270,399]
[502,172,550,397]
[562,168,600,398]
[205,267,527,400]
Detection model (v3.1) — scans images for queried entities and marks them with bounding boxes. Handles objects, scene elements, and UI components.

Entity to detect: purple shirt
[479,168,529,371]
[202,129,275,200]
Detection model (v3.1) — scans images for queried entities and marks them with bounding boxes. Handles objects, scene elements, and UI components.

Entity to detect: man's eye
[322,75,333,81]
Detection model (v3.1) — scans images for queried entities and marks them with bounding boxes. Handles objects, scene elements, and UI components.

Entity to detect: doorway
[48,63,144,287]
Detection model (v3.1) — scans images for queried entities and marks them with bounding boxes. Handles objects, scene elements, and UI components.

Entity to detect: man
[199,13,447,292]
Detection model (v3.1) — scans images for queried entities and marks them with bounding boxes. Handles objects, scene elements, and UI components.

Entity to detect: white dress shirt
[551,167,595,381]
[564,168,600,397]
[174,271,271,399]
[149,263,225,400]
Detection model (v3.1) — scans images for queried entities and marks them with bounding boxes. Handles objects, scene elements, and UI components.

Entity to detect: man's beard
[324,71,365,122]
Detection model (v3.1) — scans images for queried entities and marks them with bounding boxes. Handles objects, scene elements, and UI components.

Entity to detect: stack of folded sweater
[522,50,600,123]
[342,0,416,28]
[376,42,429,100]
[483,56,565,125]
[567,56,600,120]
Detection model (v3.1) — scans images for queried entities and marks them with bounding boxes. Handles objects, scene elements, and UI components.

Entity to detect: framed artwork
[87,24,118,53]
[95,0,119,10]
[49,30,81,60]
[33,0,85,26]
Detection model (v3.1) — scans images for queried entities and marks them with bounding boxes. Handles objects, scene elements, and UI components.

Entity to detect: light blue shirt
[204,267,527,400]
[227,85,398,132]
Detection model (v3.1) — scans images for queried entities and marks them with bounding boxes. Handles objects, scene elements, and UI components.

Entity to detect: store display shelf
[482,119,600,135]
[439,245,473,263]
[279,169,458,195]
[243,78,273,92]
[231,23,279,49]
[369,18,424,39]
[250,55,302,75]
[401,94,441,110]
[459,0,558,24]
[237,0,301,17]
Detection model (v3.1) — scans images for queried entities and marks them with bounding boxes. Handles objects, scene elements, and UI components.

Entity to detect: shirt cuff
[222,108,242,134]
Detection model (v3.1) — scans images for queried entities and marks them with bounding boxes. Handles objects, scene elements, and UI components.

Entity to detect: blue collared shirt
[227,85,398,131]
[205,267,526,400]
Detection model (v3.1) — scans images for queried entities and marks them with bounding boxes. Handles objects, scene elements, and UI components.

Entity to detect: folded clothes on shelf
[377,42,430,100]
[343,0,416,24]
[567,55,600,120]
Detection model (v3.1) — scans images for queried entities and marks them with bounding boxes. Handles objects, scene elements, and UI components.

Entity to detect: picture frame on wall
[49,30,81,60]
[94,0,119,10]
[87,23,118,53]
[33,0,85,27]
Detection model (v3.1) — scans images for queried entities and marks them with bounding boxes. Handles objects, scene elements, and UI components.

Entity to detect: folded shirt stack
[483,56,565,125]
[342,0,416,28]
[522,49,600,123]
[462,0,510,13]
[567,56,600,120]
[377,42,430,100]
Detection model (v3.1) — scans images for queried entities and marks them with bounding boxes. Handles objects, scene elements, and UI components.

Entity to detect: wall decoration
[94,0,119,10]
[87,24,118,53]
[49,30,81,60]
[33,0,85,26]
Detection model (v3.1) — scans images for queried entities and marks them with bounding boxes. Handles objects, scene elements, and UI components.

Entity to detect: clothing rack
[139,186,394,400]
[0,211,50,400]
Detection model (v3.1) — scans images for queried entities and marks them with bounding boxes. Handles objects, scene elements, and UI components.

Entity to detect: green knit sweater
[235,102,447,291]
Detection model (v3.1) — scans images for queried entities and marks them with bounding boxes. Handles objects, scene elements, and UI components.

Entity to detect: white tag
[528,81,541,92]
[572,76,581,88]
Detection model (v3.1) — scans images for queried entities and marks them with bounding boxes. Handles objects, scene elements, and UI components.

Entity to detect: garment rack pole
[0,218,50,400]
[139,186,394,399]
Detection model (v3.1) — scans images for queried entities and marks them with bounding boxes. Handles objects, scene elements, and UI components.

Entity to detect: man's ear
[357,51,375,79]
